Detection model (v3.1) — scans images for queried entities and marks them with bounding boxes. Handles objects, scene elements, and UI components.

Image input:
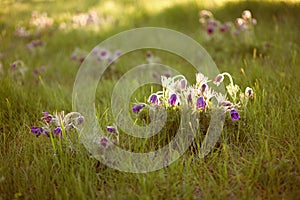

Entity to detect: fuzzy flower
[30,126,43,137]
[132,104,145,113]
[197,97,206,110]
[213,74,224,86]
[42,112,52,123]
[168,94,179,106]
[148,94,159,105]
[106,125,119,135]
[230,109,240,121]
[99,136,110,148]
[180,79,187,91]
[53,127,62,135]
[245,87,254,99]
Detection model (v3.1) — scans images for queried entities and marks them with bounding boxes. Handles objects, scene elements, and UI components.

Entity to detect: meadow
[0,0,300,199]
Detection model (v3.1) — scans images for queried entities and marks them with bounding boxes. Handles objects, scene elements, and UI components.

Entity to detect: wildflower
[132,104,145,113]
[197,97,206,110]
[168,94,179,106]
[99,136,110,148]
[75,115,84,125]
[148,94,159,105]
[42,112,52,123]
[71,54,77,60]
[106,125,119,135]
[245,87,254,99]
[146,51,152,58]
[230,109,240,121]
[213,74,224,86]
[11,62,17,69]
[53,127,62,135]
[30,126,43,137]
[242,10,252,20]
[199,10,213,18]
[180,79,187,91]
[207,26,214,35]
[201,83,207,93]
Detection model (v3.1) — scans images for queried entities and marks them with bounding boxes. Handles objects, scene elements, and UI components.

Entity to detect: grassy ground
[0,0,300,199]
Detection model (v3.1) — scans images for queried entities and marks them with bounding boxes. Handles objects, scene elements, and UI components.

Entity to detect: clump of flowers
[132,72,254,123]
[30,111,84,138]
[71,47,122,64]
[26,39,44,52]
[30,11,54,29]
[199,10,232,38]
[199,9,257,45]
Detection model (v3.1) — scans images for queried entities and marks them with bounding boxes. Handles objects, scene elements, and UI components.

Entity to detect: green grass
[0,0,300,199]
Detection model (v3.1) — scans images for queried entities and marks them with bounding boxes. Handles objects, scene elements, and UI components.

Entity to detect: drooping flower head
[230,109,240,121]
[132,104,145,113]
[197,97,206,110]
[168,94,179,106]
[30,126,43,137]
[245,87,254,99]
[106,125,119,135]
[213,74,224,86]
[148,93,159,105]
[42,112,52,123]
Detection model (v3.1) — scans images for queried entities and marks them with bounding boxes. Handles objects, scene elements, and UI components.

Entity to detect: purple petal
[168,94,179,106]
[197,97,206,110]
[230,109,240,121]
[132,104,145,113]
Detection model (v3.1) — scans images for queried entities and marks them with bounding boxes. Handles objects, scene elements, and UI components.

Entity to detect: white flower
[226,84,240,102]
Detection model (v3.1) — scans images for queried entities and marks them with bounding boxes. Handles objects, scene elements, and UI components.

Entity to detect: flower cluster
[132,72,254,122]
[30,111,84,138]
[199,10,232,36]
[199,9,257,41]
[71,47,121,64]
[30,11,54,29]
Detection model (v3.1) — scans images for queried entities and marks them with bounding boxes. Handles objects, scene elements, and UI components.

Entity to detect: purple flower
[207,26,214,35]
[76,116,84,125]
[11,62,18,69]
[99,136,110,148]
[180,79,187,91]
[213,74,224,86]
[146,51,152,58]
[53,127,62,135]
[230,109,240,121]
[168,94,179,106]
[33,69,39,75]
[42,112,52,123]
[100,49,107,56]
[71,54,77,60]
[148,94,159,105]
[30,126,43,137]
[197,97,206,110]
[115,50,122,57]
[132,104,145,113]
[106,125,118,135]
[201,83,207,93]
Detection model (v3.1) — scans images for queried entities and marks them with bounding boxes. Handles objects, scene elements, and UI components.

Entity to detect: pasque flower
[132,104,145,113]
[230,109,240,121]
